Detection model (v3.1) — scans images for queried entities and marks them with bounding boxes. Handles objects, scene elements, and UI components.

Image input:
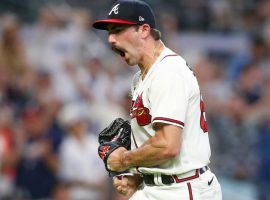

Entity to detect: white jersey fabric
[130,48,211,175]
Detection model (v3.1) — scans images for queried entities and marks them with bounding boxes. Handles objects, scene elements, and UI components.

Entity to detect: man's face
[107,24,143,66]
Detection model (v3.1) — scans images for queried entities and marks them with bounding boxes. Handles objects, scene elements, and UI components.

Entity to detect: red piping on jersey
[172,169,199,183]
[160,54,178,62]
[187,182,193,200]
[131,131,138,148]
[153,117,185,127]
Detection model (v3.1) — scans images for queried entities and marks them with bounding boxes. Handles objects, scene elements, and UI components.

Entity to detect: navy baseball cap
[92,0,156,30]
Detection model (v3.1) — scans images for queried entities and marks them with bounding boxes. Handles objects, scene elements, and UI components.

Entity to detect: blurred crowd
[0,0,270,200]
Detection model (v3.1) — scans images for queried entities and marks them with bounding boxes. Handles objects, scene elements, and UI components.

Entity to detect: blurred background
[0,0,269,199]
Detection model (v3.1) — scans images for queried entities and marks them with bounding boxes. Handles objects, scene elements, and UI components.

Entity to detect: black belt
[143,166,209,186]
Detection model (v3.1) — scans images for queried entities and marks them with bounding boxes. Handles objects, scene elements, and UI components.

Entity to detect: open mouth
[112,46,126,58]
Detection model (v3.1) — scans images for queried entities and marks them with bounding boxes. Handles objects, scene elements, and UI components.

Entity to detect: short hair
[150,28,162,40]
[134,25,161,40]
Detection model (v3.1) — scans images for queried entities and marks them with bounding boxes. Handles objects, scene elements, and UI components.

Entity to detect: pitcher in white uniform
[92,0,222,199]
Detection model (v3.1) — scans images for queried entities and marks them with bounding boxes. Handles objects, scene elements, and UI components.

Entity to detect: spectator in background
[0,13,36,112]
[82,57,128,129]
[221,64,265,179]
[69,8,114,62]
[0,104,16,199]
[83,57,111,103]
[58,103,110,200]
[209,1,235,33]
[227,34,268,82]
[228,63,270,123]
[228,63,270,193]
[35,69,59,108]
[34,69,66,154]
[22,6,61,68]
[22,5,115,105]
[0,14,29,83]
[14,106,60,199]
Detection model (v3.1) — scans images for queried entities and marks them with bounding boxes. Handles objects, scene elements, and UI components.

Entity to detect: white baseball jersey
[130,47,211,175]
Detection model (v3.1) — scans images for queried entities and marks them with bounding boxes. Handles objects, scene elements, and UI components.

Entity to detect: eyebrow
[107,24,131,34]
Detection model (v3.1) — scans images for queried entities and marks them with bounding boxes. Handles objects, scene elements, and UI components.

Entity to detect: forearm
[108,124,181,172]
[123,142,173,168]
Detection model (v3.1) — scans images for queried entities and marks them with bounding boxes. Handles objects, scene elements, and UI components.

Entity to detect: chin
[127,62,137,67]
[126,59,137,66]
[126,61,134,66]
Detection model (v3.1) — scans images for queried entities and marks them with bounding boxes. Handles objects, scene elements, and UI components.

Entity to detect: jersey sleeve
[149,67,189,129]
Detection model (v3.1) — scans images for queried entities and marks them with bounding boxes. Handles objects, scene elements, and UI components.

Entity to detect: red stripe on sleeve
[153,117,185,127]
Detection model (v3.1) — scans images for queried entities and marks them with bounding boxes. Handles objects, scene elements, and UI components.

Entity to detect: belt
[142,166,209,186]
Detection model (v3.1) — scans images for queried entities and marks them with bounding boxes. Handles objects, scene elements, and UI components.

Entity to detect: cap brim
[93,19,138,30]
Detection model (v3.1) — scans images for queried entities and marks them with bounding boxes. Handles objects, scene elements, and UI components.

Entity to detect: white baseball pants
[130,170,222,200]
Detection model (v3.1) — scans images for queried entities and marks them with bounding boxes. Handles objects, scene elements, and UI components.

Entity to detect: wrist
[121,150,128,169]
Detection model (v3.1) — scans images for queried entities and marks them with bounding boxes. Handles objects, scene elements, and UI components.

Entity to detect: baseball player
[93,0,222,199]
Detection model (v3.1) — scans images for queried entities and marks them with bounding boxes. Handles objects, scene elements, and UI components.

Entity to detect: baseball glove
[98,118,131,175]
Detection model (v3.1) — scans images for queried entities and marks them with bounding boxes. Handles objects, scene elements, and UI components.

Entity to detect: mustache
[111,45,126,55]
[111,45,124,52]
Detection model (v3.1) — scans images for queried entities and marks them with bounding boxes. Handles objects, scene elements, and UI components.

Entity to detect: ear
[139,24,151,39]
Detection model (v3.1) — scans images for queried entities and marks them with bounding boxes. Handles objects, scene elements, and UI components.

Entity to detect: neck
[140,40,164,79]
